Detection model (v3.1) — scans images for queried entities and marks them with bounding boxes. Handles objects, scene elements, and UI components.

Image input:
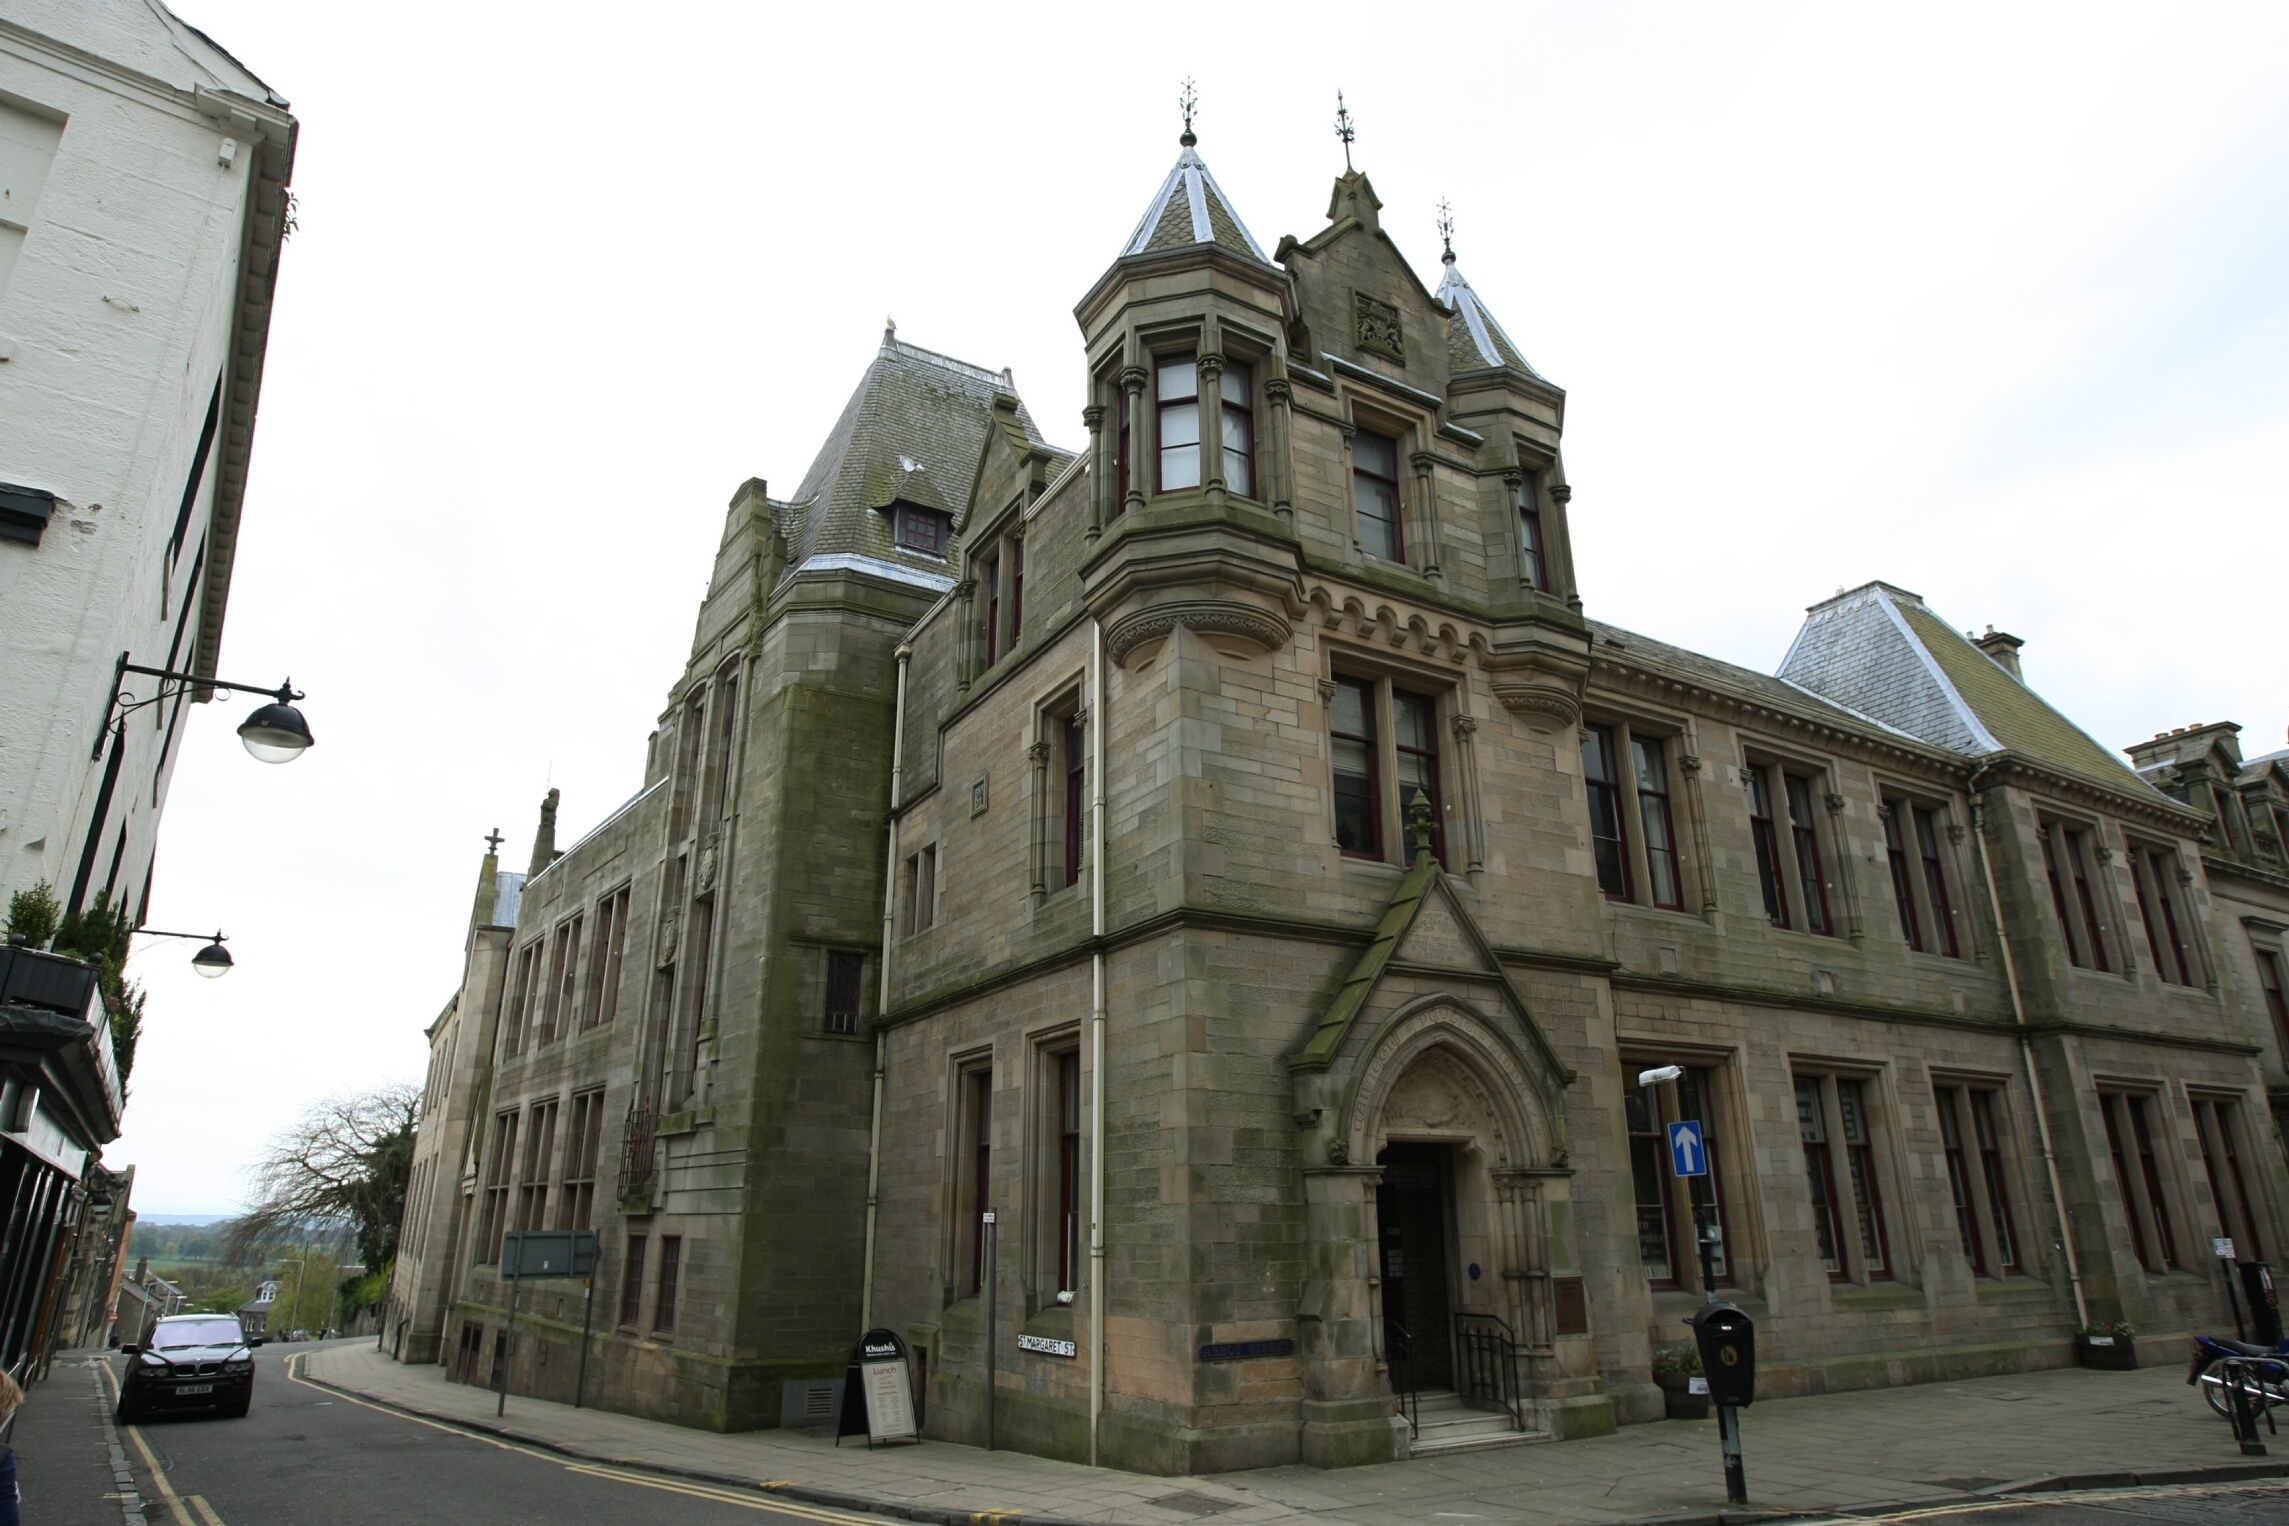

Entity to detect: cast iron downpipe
[860,642,912,1333]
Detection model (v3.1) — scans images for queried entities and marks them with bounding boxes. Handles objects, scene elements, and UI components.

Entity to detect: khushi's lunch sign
[837,1329,919,1448]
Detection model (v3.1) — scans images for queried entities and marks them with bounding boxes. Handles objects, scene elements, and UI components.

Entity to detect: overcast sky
[119,2,2289,1214]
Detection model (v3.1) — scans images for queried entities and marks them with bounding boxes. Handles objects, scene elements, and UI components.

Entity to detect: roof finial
[483,828,504,855]
[1178,77,1198,147]
[1334,90,1356,171]
[1437,199,1456,264]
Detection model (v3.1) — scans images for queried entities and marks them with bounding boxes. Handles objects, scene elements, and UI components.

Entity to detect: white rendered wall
[0,0,280,914]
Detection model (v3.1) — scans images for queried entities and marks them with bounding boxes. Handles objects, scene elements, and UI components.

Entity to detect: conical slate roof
[1436,256,1543,379]
[1778,581,2154,794]
[1118,138,1271,264]
[777,327,1048,585]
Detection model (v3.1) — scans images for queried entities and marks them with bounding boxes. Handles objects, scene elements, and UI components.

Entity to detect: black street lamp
[136,928,234,978]
[98,653,313,764]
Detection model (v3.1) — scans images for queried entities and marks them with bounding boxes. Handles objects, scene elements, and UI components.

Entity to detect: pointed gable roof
[1436,257,1544,380]
[777,327,1045,589]
[1118,139,1271,265]
[1778,581,2151,793]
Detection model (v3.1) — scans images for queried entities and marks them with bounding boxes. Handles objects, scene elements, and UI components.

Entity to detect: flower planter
[2077,1334,2138,1370]
[1655,1370,1712,1419]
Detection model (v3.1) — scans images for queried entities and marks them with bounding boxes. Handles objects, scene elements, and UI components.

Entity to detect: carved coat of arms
[1353,292,1404,364]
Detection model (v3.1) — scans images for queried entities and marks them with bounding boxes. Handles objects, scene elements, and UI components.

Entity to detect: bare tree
[226,1084,421,1272]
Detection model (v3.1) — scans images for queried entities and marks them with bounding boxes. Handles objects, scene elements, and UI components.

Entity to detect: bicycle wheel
[2200,1358,2234,1419]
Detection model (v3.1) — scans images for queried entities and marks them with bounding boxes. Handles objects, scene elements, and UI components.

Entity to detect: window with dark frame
[895,506,945,555]
[2101,1091,2179,1271]
[1625,1084,1678,1286]
[1351,431,1404,563]
[904,846,937,936]
[824,950,864,1035]
[1632,737,1684,910]
[1914,807,1962,957]
[1394,690,1445,867]
[590,887,630,1028]
[1115,381,1131,506]
[1625,1065,1733,1292]
[704,666,740,821]
[1796,1077,1847,1279]
[1784,774,1833,935]
[1517,472,1547,591]
[559,1088,606,1231]
[1331,677,1381,858]
[1157,356,1200,490]
[2135,847,2195,985]
[2042,828,2084,966]
[965,1068,992,1296]
[1747,768,1791,927]
[1971,1090,2021,1272]
[1063,716,1087,888]
[1884,803,1924,951]
[618,1234,646,1328]
[1583,726,1631,901]
[653,1235,681,1334]
[2193,1096,2264,1260]
[1935,1086,1985,1273]
[2065,827,2111,972]
[1010,539,1024,645]
[479,1110,519,1263]
[1835,1080,1891,1279]
[1057,1051,1081,1295]
[1221,360,1255,497]
[516,1097,559,1231]
[984,551,1001,668]
[2256,949,2289,1046]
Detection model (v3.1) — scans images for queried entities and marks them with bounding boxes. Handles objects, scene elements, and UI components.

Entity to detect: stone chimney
[526,788,561,877]
[1973,626,2024,682]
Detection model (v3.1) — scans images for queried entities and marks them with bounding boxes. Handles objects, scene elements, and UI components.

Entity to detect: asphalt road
[13,1340,892,1526]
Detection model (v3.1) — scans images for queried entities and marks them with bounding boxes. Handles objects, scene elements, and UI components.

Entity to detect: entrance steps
[1406,1388,1542,1455]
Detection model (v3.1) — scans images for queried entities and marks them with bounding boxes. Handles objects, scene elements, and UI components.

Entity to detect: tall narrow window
[917,845,936,931]
[1009,540,1024,645]
[552,918,583,1043]
[1221,360,1255,497]
[590,887,630,1028]
[966,1069,993,1295]
[1836,1081,1890,1278]
[1157,356,1200,490]
[2103,1092,2177,1271]
[479,1111,519,1263]
[1884,804,1923,951]
[1796,1078,1846,1280]
[1625,1085,1677,1286]
[705,668,740,820]
[1747,769,1790,927]
[653,1236,681,1334]
[1057,1051,1081,1295]
[678,900,714,1101]
[504,944,539,1056]
[2257,949,2289,1045]
[2067,829,2110,972]
[1971,1090,2021,1272]
[2138,849,2194,984]
[984,552,1001,667]
[618,1235,646,1328]
[1393,691,1444,866]
[2042,830,2084,966]
[824,950,863,1035]
[559,1089,605,1231]
[517,1097,559,1231]
[1063,716,1086,888]
[1582,727,1631,901]
[1674,1067,1732,1286]
[1914,808,1962,957]
[1784,775,1833,934]
[2201,1099,2263,1259]
[1633,737,1683,910]
[1935,1086,1984,1273]
[1516,472,1546,591]
[1331,677,1380,858]
[2128,1094,2178,1268]
[1352,431,1403,563]
[1115,382,1131,507]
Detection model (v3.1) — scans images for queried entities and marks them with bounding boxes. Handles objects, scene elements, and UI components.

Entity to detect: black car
[118,1314,257,1421]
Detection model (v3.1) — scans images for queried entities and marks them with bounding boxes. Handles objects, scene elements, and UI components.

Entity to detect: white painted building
[0,0,295,918]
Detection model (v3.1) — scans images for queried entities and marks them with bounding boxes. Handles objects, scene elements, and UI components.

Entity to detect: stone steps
[1405,1389,1543,1455]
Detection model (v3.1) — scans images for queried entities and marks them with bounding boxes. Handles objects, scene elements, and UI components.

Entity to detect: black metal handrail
[1386,1319,1419,1438]
[1454,1312,1524,1431]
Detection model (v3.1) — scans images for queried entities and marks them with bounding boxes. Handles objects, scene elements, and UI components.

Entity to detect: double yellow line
[99,1359,226,1526]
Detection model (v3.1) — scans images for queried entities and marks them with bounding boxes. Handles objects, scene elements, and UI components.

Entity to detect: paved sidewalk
[299,1343,2286,1525]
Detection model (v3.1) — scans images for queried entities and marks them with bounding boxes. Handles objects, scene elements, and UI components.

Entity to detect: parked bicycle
[2188,1334,2289,1419]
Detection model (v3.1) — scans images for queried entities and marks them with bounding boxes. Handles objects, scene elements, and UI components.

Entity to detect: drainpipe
[1088,618,1108,1467]
[860,642,913,1333]
[1968,764,2090,1330]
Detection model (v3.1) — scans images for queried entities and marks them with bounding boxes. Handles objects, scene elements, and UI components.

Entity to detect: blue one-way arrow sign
[1668,1120,1708,1177]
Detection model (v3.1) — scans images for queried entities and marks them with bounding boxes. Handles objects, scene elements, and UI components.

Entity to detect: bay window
[1221,360,1254,497]
[1517,472,1547,591]
[1157,356,1200,490]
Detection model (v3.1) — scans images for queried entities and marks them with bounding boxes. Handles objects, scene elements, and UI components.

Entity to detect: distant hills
[135,1214,234,1226]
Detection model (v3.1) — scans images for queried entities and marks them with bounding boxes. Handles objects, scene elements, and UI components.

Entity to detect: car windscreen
[153,1319,245,1349]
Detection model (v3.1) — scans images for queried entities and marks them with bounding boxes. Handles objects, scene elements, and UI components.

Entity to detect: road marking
[1791,1476,2289,1523]
[287,1356,885,1525]
[96,1359,197,1526]
[188,1497,228,1526]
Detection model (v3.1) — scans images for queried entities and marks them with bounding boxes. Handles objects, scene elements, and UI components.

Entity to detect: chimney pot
[1972,627,2025,682]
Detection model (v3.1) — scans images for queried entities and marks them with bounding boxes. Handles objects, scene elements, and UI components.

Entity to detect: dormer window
[894,505,946,555]
[1353,430,1403,562]
[1157,356,1200,490]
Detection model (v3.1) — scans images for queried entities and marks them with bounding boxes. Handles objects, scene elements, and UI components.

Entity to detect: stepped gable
[1435,256,1544,380]
[777,327,1046,582]
[1116,136,1272,265]
[1779,580,2152,792]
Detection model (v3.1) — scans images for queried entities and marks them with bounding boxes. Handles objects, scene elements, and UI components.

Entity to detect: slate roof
[1778,581,2152,793]
[1117,139,1271,265]
[1585,617,1917,741]
[779,329,1046,582]
[1435,255,1545,380]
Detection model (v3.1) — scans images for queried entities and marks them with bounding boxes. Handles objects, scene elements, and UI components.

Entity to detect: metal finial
[1334,90,1356,171]
[1179,78,1198,147]
[1437,200,1456,264]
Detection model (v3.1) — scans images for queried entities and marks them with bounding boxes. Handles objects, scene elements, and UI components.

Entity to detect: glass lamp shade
[237,701,314,764]
[192,940,234,978]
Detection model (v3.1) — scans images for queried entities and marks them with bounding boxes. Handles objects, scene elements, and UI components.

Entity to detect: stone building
[393,123,2289,1474]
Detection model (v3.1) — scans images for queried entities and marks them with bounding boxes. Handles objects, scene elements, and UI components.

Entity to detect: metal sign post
[982,1209,998,1453]
[497,1230,600,1417]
